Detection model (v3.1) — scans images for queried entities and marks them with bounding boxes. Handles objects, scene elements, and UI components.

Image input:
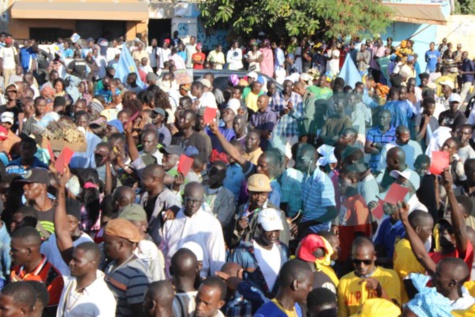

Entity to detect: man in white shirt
[160,182,226,278]
[0,37,18,87]
[158,39,172,70]
[147,38,160,73]
[106,39,121,62]
[191,80,217,109]
[227,40,243,70]
[56,242,117,317]
[185,37,197,69]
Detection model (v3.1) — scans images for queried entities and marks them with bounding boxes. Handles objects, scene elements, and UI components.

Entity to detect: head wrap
[89,99,104,114]
[317,145,337,167]
[229,74,239,87]
[405,274,453,317]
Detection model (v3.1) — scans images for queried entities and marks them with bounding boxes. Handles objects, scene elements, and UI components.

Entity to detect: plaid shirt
[223,291,253,317]
[366,126,396,172]
[270,91,302,138]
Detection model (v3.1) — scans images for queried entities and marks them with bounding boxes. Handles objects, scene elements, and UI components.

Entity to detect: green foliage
[455,0,475,14]
[199,0,393,39]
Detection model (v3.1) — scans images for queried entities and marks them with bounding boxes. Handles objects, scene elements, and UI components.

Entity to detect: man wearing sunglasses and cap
[337,236,401,317]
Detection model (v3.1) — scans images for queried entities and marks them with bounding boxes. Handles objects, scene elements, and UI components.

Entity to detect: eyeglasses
[352,259,372,265]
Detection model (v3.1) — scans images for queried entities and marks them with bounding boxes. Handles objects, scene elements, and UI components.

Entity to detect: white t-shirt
[1,47,16,69]
[40,233,93,276]
[199,92,217,109]
[252,240,281,290]
[106,47,121,62]
[158,47,171,69]
[185,44,197,68]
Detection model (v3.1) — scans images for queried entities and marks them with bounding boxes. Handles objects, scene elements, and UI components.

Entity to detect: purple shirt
[250,106,277,133]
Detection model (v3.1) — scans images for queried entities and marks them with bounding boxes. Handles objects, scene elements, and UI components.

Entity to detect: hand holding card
[429,151,450,175]
[177,155,193,177]
[203,107,217,125]
[55,147,74,174]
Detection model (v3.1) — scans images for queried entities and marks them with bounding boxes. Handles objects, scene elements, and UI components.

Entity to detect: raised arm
[399,201,437,274]
[54,167,74,264]
[124,121,140,162]
[208,121,247,167]
[443,168,468,257]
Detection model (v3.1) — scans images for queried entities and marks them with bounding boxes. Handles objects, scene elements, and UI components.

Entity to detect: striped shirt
[301,167,336,232]
[104,258,151,317]
[366,126,396,172]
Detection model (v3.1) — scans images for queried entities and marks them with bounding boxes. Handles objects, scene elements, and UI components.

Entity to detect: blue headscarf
[405,274,453,317]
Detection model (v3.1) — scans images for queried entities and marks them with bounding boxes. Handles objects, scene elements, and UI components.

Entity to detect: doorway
[148,19,172,44]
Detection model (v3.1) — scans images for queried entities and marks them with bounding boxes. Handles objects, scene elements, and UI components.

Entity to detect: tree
[200,0,393,39]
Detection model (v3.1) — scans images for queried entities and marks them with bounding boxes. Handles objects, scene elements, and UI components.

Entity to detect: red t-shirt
[430,240,474,279]
[10,255,64,306]
[192,52,206,70]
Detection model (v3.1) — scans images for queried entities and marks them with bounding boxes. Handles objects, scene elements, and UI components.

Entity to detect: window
[29,28,73,44]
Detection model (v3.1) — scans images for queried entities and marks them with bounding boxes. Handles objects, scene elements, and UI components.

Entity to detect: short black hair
[278,259,312,287]
[76,241,102,264]
[200,276,227,300]
[307,287,336,309]
[2,282,37,311]
[457,195,474,217]
[24,280,49,307]
[11,226,42,245]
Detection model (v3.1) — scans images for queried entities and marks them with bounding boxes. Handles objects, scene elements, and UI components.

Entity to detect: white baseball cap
[1,112,14,124]
[246,71,258,80]
[449,93,461,103]
[439,80,454,90]
[226,98,241,115]
[258,208,284,232]
[198,78,212,89]
[181,241,203,262]
[389,170,420,191]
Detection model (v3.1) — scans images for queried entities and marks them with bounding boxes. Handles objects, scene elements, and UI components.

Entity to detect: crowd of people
[0,29,472,317]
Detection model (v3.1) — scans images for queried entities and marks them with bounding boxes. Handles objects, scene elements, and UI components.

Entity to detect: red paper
[383,183,409,205]
[55,147,74,174]
[177,155,193,177]
[203,107,217,125]
[429,151,450,175]
[46,140,55,163]
[372,199,385,220]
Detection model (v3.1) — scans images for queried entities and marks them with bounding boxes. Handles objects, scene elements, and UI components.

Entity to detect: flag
[114,44,145,89]
[338,54,362,88]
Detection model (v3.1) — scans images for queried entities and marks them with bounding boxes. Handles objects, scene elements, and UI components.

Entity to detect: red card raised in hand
[46,140,55,163]
[55,147,74,174]
[383,183,409,205]
[372,199,385,220]
[177,155,193,177]
[429,151,450,175]
[203,107,217,125]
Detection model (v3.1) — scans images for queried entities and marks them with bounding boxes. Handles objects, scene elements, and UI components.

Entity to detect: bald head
[147,280,174,303]
[184,182,204,197]
[396,125,410,134]
[221,262,242,277]
[387,146,406,171]
[171,248,198,278]
[438,257,469,284]
[409,210,433,229]
[351,236,375,254]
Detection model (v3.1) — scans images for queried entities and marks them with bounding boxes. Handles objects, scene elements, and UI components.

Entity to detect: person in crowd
[0,282,37,317]
[337,237,401,317]
[143,281,175,317]
[103,218,151,316]
[307,287,338,317]
[194,276,227,317]
[254,259,313,317]
[10,227,64,315]
[439,93,467,129]
[160,182,225,278]
[229,208,289,298]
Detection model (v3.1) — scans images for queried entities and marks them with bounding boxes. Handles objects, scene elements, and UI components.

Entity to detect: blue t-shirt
[254,300,303,317]
[373,217,405,258]
[425,49,440,72]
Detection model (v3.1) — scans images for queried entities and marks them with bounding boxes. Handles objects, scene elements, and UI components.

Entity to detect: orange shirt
[338,194,372,262]
[10,255,64,306]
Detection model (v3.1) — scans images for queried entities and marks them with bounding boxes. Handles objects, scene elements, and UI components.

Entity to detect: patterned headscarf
[405,274,453,317]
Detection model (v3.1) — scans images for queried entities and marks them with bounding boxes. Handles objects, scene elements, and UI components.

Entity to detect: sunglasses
[352,259,372,265]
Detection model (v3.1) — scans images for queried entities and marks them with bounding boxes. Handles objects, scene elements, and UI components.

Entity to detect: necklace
[63,276,97,311]
[105,254,136,280]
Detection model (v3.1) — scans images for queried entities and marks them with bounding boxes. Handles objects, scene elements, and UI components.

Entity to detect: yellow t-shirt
[453,303,475,316]
[319,265,339,287]
[337,266,401,317]
[393,238,425,304]
[244,147,263,165]
[245,92,259,112]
